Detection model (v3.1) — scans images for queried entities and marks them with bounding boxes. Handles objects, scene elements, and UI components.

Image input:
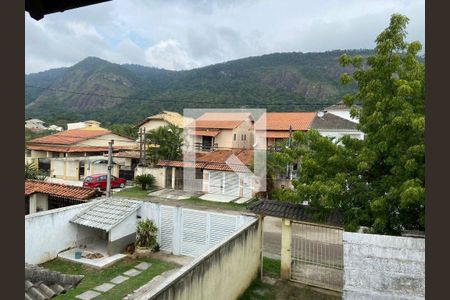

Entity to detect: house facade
[254,112,317,150]
[311,112,365,141]
[187,112,254,151]
[26,125,138,179]
[137,111,194,134]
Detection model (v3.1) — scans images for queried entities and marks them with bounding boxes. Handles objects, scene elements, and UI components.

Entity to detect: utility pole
[107,139,114,198]
[287,125,293,180]
[139,128,143,166]
[142,127,146,166]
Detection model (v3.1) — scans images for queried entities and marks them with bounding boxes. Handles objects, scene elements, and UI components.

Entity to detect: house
[67,120,102,130]
[47,124,63,132]
[254,112,317,150]
[187,112,254,151]
[137,111,194,134]
[26,126,138,178]
[25,119,47,131]
[323,101,360,123]
[157,149,255,199]
[25,180,99,214]
[310,112,364,141]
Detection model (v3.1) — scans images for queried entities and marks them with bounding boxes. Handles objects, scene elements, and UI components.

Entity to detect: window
[233,133,236,141]
[244,134,247,141]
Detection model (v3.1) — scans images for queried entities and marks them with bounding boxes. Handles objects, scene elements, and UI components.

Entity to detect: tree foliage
[134,174,156,190]
[109,123,138,139]
[136,218,158,249]
[146,124,183,164]
[271,14,425,235]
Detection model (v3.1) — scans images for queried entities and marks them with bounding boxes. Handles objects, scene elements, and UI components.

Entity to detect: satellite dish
[317,111,325,118]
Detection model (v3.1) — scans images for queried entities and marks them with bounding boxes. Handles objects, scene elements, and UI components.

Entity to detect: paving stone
[123,269,142,277]
[110,275,129,284]
[93,283,115,292]
[135,262,152,270]
[75,290,101,300]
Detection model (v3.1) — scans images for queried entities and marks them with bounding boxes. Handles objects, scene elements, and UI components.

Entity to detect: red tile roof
[27,145,136,153]
[157,149,254,173]
[25,180,98,201]
[266,131,290,138]
[28,129,111,145]
[255,112,317,131]
[187,112,253,129]
[189,130,221,137]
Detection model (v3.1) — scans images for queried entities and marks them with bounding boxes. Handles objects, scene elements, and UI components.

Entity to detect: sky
[25,0,425,74]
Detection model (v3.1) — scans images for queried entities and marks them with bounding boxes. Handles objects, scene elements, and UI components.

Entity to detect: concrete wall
[127,218,262,300]
[318,130,364,141]
[139,120,170,133]
[29,193,49,214]
[343,232,425,300]
[135,166,166,188]
[77,133,137,148]
[110,212,138,242]
[25,202,96,264]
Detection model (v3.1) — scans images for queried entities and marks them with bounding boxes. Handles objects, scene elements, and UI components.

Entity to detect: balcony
[194,142,218,152]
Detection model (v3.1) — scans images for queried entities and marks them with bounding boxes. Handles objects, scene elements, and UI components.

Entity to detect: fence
[139,202,254,257]
[343,232,425,299]
[125,218,262,300]
[291,221,344,291]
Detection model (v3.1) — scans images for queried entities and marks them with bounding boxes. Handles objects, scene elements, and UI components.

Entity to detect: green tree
[135,174,156,190]
[272,14,425,235]
[109,123,138,139]
[146,124,183,164]
[339,14,425,234]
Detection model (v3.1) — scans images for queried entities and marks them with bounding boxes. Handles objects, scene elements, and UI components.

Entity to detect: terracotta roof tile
[28,129,111,145]
[189,129,221,137]
[255,112,316,131]
[25,180,98,201]
[27,145,137,153]
[266,131,290,138]
[187,112,253,129]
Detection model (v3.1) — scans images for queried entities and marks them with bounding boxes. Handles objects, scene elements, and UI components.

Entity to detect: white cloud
[25,0,425,74]
[145,39,200,70]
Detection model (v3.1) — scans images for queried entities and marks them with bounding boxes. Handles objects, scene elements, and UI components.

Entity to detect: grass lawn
[262,257,281,278]
[114,186,151,199]
[41,257,179,299]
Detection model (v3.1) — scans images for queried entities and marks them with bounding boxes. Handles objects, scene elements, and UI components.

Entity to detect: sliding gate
[290,221,344,291]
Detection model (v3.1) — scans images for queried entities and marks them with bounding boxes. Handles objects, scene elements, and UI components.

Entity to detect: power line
[25,84,340,108]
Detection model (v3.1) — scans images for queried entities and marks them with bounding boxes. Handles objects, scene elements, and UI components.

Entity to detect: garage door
[224,172,240,197]
[208,171,223,194]
[242,174,252,198]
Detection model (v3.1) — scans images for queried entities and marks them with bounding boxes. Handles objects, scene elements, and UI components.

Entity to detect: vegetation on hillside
[24,50,372,126]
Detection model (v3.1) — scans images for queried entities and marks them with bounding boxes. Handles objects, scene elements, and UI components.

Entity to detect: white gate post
[281,218,292,280]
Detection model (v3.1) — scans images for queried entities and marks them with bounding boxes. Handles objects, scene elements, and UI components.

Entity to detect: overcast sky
[25,0,424,74]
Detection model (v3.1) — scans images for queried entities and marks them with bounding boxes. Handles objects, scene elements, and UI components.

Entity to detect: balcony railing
[194,142,218,152]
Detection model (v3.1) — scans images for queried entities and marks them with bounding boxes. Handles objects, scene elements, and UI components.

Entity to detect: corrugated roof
[255,112,317,131]
[70,198,141,232]
[249,200,343,227]
[25,263,84,300]
[28,129,111,145]
[25,180,98,201]
[310,113,358,130]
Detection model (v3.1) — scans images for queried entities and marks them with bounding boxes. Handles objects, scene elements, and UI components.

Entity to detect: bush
[136,219,158,249]
[135,174,156,190]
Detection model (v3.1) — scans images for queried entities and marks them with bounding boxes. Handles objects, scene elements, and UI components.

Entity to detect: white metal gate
[224,172,239,197]
[208,171,240,197]
[242,174,252,198]
[159,206,177,252]
[208,171,223,194]
[291,221,344,292]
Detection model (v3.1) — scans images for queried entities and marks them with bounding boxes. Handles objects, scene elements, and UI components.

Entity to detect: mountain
[25,50,372,126]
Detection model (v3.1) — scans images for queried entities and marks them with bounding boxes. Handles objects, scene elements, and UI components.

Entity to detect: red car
[83,174,126,190]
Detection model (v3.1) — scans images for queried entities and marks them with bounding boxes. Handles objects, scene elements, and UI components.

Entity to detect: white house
[310,112,364,141]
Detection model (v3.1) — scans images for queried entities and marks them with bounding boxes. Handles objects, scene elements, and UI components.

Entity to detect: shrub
[135,174,156,190]
[136,219,158,248]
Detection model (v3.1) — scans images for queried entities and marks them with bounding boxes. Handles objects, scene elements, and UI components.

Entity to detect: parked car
[83,174,126,190]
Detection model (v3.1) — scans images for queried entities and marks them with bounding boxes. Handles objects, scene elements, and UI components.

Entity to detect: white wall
[343,232,425,299]
[318,130,364,142]
[25,202,96,264]
[110,212,138,242]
